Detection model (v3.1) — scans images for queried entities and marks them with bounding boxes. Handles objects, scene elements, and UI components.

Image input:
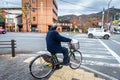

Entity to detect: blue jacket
[46,30,71,53]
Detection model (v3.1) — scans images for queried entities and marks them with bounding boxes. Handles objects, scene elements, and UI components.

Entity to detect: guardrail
[0,40,16,57]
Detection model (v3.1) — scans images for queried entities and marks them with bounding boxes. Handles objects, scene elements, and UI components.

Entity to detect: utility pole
[101,8,105,29]
[107,0,112,23]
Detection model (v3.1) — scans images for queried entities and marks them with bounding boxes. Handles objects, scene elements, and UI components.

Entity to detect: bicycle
[29,40,82,79]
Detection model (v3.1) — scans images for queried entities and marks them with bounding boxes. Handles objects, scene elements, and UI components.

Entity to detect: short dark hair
[50,25,57,30]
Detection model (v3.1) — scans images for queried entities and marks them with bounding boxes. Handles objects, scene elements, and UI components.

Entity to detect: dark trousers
[62,47,70,64]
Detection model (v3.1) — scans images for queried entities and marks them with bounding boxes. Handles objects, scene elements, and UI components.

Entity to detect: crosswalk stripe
[82,54,114,59]
[80,50,110,54]
[82,60,120,68]
[112,39,120,45]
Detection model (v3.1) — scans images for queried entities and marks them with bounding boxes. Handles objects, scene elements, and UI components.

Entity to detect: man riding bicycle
[29,25,81,79]
[46,25,72,67]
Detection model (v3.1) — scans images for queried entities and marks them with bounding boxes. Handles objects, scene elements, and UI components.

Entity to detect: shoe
[64,63,71,66]
[55,65,63,70]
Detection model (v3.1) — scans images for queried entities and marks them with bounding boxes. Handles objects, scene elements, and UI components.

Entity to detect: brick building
[22,0,58,33]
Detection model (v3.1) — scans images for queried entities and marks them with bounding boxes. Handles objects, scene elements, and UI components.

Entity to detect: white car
[87,28,111,39]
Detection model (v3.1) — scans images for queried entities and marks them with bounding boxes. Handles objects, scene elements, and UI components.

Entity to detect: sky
[0,0,120,16]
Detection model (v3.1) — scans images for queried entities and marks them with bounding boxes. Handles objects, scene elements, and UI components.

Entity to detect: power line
[0,0,21,7]
[58,0,101,11]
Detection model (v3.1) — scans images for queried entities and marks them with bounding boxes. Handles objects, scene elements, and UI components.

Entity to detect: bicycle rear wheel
[69,50,82,69]
[29,54,54,79]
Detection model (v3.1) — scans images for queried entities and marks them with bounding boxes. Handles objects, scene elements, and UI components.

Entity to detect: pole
[101,8,105,29]
[11,40,15,57]
[107,0,112,23]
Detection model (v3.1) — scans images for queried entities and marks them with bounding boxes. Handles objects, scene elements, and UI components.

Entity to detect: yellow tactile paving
[49,66,105,80]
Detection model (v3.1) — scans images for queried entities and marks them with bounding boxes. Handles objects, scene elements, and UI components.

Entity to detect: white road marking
[24,57,35,63]
[81,50,110,54]
[83,54,114,59]
[37,51,50,54]
[112,39,120,45]
[82,60,120,67]
[98,39,120,63]
[80,47,108,50]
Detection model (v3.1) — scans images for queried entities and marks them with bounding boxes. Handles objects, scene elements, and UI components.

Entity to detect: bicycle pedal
[47,63,53,67]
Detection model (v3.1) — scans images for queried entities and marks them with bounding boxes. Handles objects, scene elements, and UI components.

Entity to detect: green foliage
[0,18,5,22]
[71,26,75,31]
[0,13,5,22]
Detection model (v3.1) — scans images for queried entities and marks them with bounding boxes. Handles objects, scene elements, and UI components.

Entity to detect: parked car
[87,28,111,39]
[0,28,6,34]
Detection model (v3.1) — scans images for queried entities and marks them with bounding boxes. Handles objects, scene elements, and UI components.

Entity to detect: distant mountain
[58,15,78,23]
[58,7,120,24]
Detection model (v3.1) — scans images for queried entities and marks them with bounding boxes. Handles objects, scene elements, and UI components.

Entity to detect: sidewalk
[0,53,105,80]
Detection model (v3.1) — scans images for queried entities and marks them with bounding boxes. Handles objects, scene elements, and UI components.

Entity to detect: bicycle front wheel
[69,50,82,69]
[29,54,53,79]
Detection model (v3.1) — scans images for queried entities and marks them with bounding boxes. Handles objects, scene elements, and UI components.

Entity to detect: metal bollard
[11,40,16,57]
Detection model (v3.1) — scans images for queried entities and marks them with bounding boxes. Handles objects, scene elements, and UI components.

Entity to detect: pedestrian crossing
[37,34,120,68]
[73,35,120,68]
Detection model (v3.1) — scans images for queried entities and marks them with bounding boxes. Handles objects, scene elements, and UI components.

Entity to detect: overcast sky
[0,0,120,16]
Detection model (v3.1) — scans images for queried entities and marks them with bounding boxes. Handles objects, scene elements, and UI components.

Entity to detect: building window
[33,17,36,21]
[7,18,13,23]
[32,8,36,12]
[32,0,36,3]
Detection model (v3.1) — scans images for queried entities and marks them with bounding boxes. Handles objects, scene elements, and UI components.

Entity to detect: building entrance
[31,25,37,32]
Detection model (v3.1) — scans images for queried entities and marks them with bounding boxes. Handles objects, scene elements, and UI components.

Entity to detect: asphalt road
[0,32,46,54]
[73,33,120,80]
[0,32,120,80]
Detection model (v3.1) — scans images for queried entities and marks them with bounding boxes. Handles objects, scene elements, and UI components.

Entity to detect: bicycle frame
[51,54,60,66]
[50,48,77,67]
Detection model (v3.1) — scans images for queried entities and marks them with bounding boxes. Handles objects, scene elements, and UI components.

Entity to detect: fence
[0,40,16,57]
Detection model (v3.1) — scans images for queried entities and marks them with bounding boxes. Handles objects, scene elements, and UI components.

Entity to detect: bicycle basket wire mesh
[68,39,79,50]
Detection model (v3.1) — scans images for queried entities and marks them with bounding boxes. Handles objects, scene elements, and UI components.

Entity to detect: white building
[2,8,22,32]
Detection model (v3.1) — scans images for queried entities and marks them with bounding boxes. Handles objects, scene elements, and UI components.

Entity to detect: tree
[0,9,5,28]
[72,18,80,26]
[22,2,30,32]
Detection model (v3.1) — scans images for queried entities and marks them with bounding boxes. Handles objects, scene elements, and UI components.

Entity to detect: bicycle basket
[68,39,79,50]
